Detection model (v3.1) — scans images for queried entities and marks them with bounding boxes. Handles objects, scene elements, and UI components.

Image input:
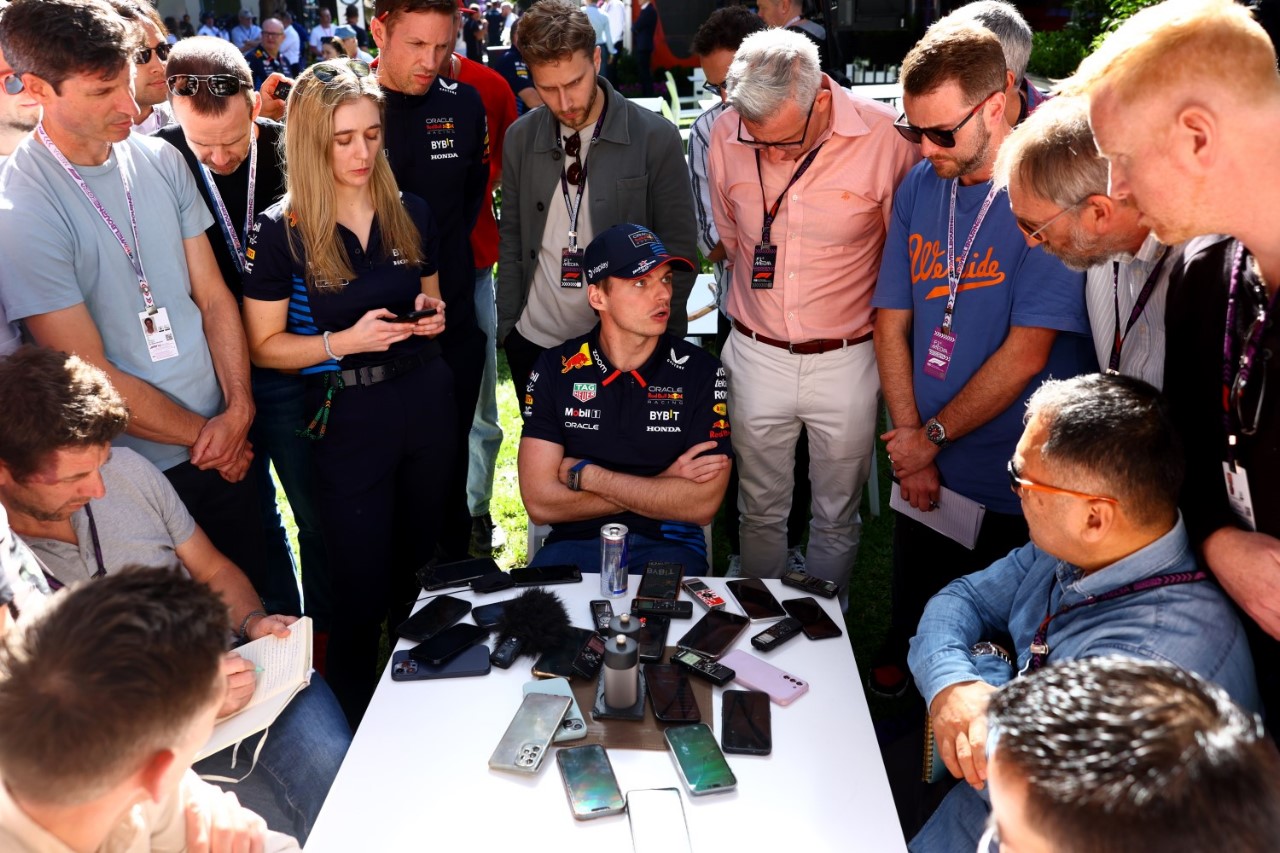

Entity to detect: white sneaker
[724,554,744,578]
[786,546,806,574]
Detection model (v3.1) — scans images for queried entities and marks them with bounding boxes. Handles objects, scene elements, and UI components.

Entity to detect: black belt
[335,351,433,388]
[732,319,872,355]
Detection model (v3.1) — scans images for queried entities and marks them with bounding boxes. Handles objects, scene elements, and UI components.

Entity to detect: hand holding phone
[385,307,438,323]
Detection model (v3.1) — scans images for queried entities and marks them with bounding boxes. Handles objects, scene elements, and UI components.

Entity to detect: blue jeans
[250,367,331,629]
[466,266,503,516]
[530,532,709,574]
[194,675,352,845]
[908,782,991,853]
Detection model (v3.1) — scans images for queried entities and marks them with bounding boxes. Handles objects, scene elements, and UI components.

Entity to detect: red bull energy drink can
[600,523,629,598]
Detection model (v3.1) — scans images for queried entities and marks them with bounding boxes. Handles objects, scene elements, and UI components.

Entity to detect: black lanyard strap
[754,143,824,247]
[1024,569,1208,672]
[1108,247,1169,374]
[555,94,609,250]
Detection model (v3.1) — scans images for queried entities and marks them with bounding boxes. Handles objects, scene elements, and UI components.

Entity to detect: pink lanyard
[942,180,999,335]
[36,123,157,313]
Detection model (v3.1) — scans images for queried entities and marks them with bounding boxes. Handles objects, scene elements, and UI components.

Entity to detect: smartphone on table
[664,723,737,796]
[395,593,471,643]
[721,689,771,755]
[644,663,700,722]
[556,744,626,820]
[407,622,488,666]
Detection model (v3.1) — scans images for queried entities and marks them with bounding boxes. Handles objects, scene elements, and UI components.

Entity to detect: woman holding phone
[242,59,456,725]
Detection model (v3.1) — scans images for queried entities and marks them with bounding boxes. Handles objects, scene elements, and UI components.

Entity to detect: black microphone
[491,588,571,668]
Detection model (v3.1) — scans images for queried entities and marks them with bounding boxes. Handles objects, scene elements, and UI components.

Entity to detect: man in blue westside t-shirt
[866,22,1094,697]
[519,224,732,573]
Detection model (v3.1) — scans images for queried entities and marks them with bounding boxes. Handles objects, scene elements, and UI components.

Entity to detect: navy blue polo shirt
[382,79,489,341]
[242,193,441,374]
[522,327,732,544]
[491,45,534,115]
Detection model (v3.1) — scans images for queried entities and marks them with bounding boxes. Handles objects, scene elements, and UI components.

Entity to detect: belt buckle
[787,341,797,354]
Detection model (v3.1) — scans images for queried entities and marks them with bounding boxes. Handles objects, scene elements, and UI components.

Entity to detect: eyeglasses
[894,90,999,148]
[262,29,286,37]
[313,59,371,83]
[1015,199,1086,244]
[564,131,583,186]
[702,80,725,97]
[1,73,22,96]
[135,43,172,65]
[1007,459,1118,504]
[736,97,815,150]
[166,73,248,97]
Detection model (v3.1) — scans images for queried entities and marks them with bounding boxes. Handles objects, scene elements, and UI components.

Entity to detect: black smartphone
[407,622,488,666]
[390,644,491,681]
[635,614,669,663]
[471,571,515,594]
[675,609,750,660]
[395,594,472,643]
[636,561,683,600]
[532,626,596,679]
[726,578,787,621]
[644,663,700,722]
[386,307,438,323]
[272,80,292,100]
[721,689,771,755]
[782,596,844,640]
[417,557,498,591]
[509,564,583,586]
[471,600,509,630]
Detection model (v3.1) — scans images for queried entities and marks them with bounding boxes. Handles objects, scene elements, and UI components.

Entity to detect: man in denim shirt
[907,373,1259,852]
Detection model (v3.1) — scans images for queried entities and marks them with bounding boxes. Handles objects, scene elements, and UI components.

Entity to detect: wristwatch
[970,641,1013,667]
[567,459,592,492]
[925,417,951,449]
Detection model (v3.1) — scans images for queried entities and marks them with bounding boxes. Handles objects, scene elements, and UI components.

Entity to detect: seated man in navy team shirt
[519,224,732,572]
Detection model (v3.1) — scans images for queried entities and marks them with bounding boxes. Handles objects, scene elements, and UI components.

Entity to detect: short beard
[1049,219,1127,271]
[565,80,599,131]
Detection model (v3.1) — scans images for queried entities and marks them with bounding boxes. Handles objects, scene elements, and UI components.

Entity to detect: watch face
[927,421,945,443]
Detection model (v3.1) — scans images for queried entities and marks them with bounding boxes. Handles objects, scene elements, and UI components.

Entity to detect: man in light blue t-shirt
[0,0,292,614]
[867,21,1094,698]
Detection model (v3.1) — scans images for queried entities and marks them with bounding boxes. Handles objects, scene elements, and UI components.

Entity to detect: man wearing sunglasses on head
[868,21,1092,700]
[155,38,322,629]
[907,373,1258,852]
[707,28,917,600]
[0,0,275,617]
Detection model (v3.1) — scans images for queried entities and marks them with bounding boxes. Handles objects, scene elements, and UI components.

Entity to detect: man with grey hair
[946,0,1045,127]
[708,28,917,592]
[994,96,1181,388]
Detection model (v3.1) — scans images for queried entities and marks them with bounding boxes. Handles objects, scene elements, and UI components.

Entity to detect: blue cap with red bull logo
[584,223,695,286]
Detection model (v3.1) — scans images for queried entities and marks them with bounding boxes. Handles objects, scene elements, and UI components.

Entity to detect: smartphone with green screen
[664,723,737,796]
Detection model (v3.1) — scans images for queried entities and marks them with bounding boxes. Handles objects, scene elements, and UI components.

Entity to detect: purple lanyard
[1108,247,1170,374]
[36,123,157,313]
[555,93,608,250]
[1024,569,1207,672]
[754,142,825,246]
[200,128,258,275]
[943,181,999,335]
[1222,242,1278,464]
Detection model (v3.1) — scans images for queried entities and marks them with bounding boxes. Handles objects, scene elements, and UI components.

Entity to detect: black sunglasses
[313,59,371,83]
[736,97,815,150]
[2,73,22,96]
[894,90,999,149]
[702,80,725,97]
[135,43,172,65]
[564,132,583,186]
[166,73,248,98]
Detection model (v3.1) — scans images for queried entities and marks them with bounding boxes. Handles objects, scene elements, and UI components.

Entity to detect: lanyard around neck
[37,123,157,313]
[943,180,999,335]
[1108,246,1169,374]
[201,129,259,275]
[1223,241,1279,461]
[555,93,609,250]
[755,143,824,247]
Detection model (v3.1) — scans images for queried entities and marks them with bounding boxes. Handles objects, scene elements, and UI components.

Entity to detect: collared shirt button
[791,193,799,202]
[788,271,796,279]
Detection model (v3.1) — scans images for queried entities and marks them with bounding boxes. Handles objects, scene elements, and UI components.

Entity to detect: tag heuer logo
[572,382,597,402]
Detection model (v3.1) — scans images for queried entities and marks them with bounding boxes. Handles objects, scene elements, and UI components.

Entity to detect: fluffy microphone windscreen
[496,587,571,654]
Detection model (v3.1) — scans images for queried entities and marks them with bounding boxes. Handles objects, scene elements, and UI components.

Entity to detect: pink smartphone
[719,649,809,706]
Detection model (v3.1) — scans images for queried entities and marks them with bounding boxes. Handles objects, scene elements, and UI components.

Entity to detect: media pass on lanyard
[751,243,777,289]
[926,182,1000,381]
[923,328,955,380]
[139,307,179,362]
[561,247,585,288]
[1223,461,1257,531]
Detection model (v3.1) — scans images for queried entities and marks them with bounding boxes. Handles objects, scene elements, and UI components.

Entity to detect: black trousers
[880,508,1029,667]
[163,460,297,614]
[308,357,457,726]
[437,324,487,560]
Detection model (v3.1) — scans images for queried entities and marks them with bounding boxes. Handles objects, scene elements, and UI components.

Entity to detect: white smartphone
[487,693,570,774]
[522,676,587,742]
[627,787,693,853]
[719,648,810,706]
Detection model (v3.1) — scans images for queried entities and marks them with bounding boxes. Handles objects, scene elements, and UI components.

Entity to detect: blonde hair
[280,62,423,289]
[1064,0,1279,105]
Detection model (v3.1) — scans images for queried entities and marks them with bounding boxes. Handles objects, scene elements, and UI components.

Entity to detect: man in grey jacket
[497,0,696,396]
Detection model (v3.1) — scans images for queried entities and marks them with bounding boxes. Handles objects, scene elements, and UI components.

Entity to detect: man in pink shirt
[708,28,917,594]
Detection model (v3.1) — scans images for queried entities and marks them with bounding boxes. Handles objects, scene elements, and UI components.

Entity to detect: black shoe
[867,664,912,700]
[470,513,506,557]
